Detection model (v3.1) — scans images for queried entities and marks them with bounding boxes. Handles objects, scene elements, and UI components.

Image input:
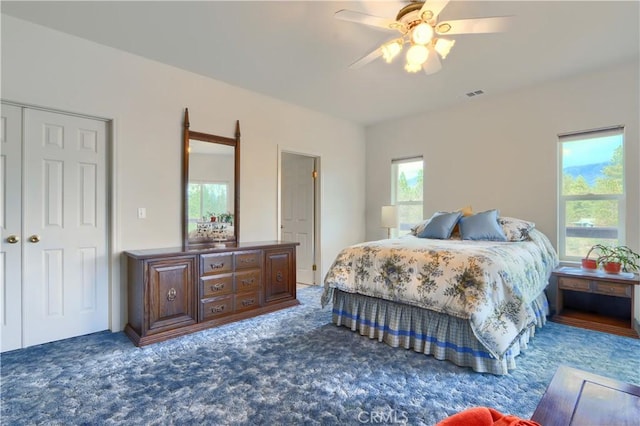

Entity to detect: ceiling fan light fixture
[434,38,456,59]
[406,44,429,66]
[404,62,422,73]
[436,22,452,34]
[381,39,403,63]
[420,10,434,22]
[411,22,434,45]
[336,1,514,75]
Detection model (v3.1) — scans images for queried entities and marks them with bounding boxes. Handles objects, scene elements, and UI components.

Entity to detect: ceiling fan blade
[334,9,399,32]
[423,46,442,75]
[436,16,513,35]
[419,0,451,23]
[348,46,383,69]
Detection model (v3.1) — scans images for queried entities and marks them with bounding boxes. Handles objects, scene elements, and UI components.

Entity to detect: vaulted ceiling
[2,1,639,125]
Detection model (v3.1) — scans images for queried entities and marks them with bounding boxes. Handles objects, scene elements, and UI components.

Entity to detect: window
[391,157,424,236]
[558,127,625,261]
[187,181,229,232]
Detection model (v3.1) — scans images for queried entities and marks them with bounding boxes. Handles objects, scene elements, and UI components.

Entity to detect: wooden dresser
[124,241,299,346]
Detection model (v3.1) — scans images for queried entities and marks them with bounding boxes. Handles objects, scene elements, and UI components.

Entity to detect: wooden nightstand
[552,267,639,338]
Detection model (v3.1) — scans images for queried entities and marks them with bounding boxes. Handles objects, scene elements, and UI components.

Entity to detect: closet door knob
[7,235,19,244]
[29,235,41,243]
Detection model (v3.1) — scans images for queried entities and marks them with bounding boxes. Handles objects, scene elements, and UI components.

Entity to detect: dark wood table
[531,365,640,425]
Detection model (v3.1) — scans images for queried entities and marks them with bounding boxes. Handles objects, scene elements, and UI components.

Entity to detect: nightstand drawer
[558,277,591,292]
[593,281,632,298]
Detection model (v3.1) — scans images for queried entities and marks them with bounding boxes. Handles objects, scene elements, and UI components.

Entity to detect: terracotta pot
[581,258,598,270]
[603,262,621,274]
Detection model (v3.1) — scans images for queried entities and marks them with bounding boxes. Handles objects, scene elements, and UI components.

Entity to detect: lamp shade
[381,205,399,228]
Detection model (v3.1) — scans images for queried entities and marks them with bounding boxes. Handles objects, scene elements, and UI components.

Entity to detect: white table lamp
[381,205,398,239]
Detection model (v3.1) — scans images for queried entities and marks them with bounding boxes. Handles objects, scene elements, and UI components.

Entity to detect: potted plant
[219,212,234,225]
[596,245,640,274]
[581,244,606,270]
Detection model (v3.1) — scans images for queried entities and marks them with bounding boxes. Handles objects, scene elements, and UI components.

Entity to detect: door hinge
[312,264,317,271]
[312,170,318,179]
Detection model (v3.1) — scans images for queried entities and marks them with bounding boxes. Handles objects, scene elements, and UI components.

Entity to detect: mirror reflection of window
[188,182,229,231]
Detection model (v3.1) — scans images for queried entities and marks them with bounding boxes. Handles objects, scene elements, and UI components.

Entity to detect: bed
[321,212,559,375]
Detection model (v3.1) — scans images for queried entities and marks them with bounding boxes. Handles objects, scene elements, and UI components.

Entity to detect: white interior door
[281,152,315,284]
[1,104,24,352]
[22,108,108,347]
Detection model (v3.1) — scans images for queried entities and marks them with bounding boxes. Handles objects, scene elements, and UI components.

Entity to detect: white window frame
[558,126,625,262]
[391,156,424,237]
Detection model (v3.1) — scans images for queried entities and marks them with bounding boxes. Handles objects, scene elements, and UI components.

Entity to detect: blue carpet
[1,286,639,425]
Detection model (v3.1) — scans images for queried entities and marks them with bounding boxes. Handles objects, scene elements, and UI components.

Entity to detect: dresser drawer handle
[240,258,255,264]
[167,288,177,301]
[241,298,255,307]
[210,262,225,270]
[241,278,254,286]
[210,305,225,313]
[210,283,224,292]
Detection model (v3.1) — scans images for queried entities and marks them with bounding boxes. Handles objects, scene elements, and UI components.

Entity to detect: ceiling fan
[335,0,513,74]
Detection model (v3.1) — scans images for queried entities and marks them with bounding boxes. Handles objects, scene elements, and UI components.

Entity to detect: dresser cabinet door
[264,247,296,304]
[147,257,197,333]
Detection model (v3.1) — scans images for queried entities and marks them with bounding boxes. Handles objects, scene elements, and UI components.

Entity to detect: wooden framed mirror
[183,108,240,249]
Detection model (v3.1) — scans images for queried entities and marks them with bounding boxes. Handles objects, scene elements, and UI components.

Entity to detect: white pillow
[498,216,535,241]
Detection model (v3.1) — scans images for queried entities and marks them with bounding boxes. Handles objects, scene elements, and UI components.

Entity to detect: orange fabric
[436,407,494,426]
[436,407,541,426]
[451,205,473,235]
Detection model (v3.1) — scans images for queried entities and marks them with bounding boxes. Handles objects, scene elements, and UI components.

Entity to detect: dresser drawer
[235,291,261,313]
[200,273,234,298]
[235,250,262,270]
[200,295,234,321]
[236,270,261,293]
[200,253,233,276]
[558,277,591,292]
[593,281,632,298]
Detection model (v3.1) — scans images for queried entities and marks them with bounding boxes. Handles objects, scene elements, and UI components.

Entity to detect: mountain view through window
[560,129,624,259]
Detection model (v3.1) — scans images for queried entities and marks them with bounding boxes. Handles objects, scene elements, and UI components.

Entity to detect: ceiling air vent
[466,90,485,97]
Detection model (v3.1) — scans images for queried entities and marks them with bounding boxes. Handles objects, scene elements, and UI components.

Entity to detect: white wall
[1,15,366,331]
[365,61,640,256]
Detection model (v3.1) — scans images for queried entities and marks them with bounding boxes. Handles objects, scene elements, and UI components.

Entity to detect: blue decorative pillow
[459,210,507,241]
[417,211,462,239]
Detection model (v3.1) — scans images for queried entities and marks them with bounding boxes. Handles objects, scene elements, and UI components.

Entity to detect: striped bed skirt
[329,289,549,375]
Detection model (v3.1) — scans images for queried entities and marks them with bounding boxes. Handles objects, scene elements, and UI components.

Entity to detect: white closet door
[23,109,108,347]
[281,153,315,285]
[1,104,23,352]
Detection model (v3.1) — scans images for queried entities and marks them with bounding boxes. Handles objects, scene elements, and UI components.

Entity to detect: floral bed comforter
[322,229,559,358]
